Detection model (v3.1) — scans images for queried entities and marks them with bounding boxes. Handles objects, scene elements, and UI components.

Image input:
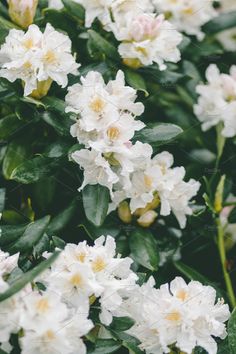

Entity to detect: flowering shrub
[0,0,236,353]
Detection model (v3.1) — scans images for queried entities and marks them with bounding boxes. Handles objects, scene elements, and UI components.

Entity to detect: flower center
[43,50,57,64]
[70,273,83,287]
[76,252,86,263]
[23,61,32,70]
[23,38,34,49]
[89,96,106,113]
[107,126,120,141]
[36,298,50,313]
[182,7,194,15]
[176,289,188,301]
[165,310,181,322]
[144,175,153,188]
[45,330,55,340]
[92,257,106,272]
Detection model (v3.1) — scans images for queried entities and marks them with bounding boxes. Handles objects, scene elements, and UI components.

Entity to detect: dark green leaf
[88,30,119,61]
[10,156,62,184]
[0,252,60,302]
[0,114,25,140]
[62,0,85,20]
[47,199,78,235]
[135,123,183,146]
[0,188,5,212]
[41,111,71,136]
[83,184,110,227]
[8,216,51,253]
[124,69,148,96]
[129,229,159,271]
[88,339,121,354]
[0,224,28,247]
[110,317,135,332]
[3,138,31,179]
[203,11,236,34]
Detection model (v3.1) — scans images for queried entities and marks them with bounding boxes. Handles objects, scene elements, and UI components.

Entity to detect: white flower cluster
[67,71,200,229]
[194,64,236,138]
[74,0,182,69]
[0,239,230,354]
[117,277,230,354]
[153,0,217,41]
[0,24,79,97]
[0,236,136,353]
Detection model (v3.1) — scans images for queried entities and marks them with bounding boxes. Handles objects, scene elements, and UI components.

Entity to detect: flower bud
[8,0,38,29]
[123,58,143,69]
[137,210,158,228]
[134,193,160,217]
[30,79,53,99]
[118,201,132,224]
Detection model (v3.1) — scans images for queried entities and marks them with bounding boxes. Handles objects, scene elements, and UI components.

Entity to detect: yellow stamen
[76,252,86,263]
[89,97,106,113]
[70,273,83,287]
[165,311,181,322]
[176,289,188,301]
[144,175,153,188]
[92,257,106,273]
[36,298,50,313]
[107,126,120,141]
[45,330,55,340]
[43,50,57,64]
[23,38,34,49]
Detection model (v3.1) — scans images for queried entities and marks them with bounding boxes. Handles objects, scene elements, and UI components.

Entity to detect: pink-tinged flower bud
[130,14,165,42]
[8,0,38,29]
[137,210,158,228]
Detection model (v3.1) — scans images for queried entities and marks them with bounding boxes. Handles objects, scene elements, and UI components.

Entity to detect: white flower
[74,0,113,28]
[72,149,119,194]
[0,24,80,96]
[194,64,236,137]
[48,0,64,10]
[118,277,230,354]
[0,250,19,276]
[115,151,200,229]
[154,0,217,40]
[111,13,182,69]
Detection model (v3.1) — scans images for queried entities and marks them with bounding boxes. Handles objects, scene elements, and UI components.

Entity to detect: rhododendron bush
[0,0,236,353]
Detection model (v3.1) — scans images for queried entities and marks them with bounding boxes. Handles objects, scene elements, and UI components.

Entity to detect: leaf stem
[216,218,236,308]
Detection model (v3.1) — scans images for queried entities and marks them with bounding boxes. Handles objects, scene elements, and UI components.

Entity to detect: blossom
[117,277,230,354]
[219,0,236,12]
[0,250,19,276]
[74,0,153,28]
[7,0,38,28]
[0,24,79,97]
[111,151,200,229]
[48,0,64,10]
[194,64,236,137]
[41,235,137,325]
[153,0,217,40]
[217,28,236,52]
[110,12,182,69]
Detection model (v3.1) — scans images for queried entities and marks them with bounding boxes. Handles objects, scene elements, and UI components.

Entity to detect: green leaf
[124,69,148,96]
[8,216,51,254]
[0,252,60,302]
[88,339,121,354]
[203,11,236,34]
[47,200,77,235]
[82,185,110,227]
[110,317,135,332]
[10,156,62,184]
[228,308,236,354]
[110,331,143,354]
[41,111,71,136]
[0,224,28,247]
[88,30,119,61]
[3,138,31,179]
[62,0,85,20]
[129,229,159,271]
[135,123,183,146]
[0,114,25,140]
[0,188,6,212]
